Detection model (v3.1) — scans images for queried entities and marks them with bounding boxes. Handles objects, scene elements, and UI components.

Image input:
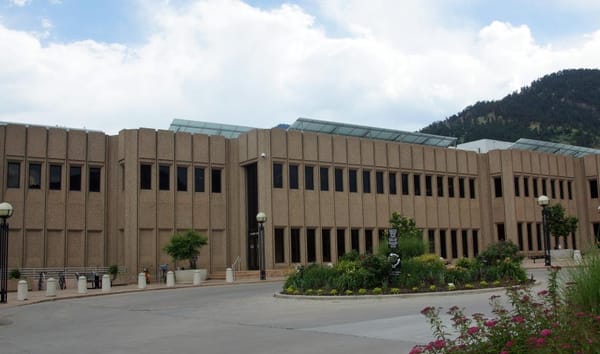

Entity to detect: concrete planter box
[175,269,207,284]
[550,249,573,260]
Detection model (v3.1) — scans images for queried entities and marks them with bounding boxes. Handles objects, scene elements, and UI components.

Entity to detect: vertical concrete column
[225,268,234,283]
[46,278,57,297]
[17,280,28,301]
[102,274,111,292]
[138,272,147,289]
[166,271,175,287]
[193,270,202,285]
[78,276,87,294]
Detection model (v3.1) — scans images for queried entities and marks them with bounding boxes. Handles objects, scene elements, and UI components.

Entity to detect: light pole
[256,212,267,280]
[537,195,551,267]
[0,202,14,304]
[596,206,600,248]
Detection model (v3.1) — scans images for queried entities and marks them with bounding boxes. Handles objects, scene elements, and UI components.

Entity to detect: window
[461,230,469,258]
[194,167,205,192]
[363,170,371,193]
[351,229,359,252]
[542,178,548,196]
[533,178,539,197]
[527,223,533,251]
[590,179,599,199]
[159,165,170,191]
[307,229,316,263]
[349,169,358,192]
[289,165,299,190]
[497,223,505,241]
[451,230,458,258]
[559,180,564,199]
[365,229,373,254]
[29,163,41,189]
[494,176,503,197]
[458,177,465,198]
[413,174,421,196]
[517,223,524,251]
[211,169,222,193]
[320,167,329,191]
[7,162,20,188]
[425,175,432,196]
[336,229,346,258]
[140,164,152,190]
[273,163,283,188]
[376,171,384,194]
[49,165,61,190]
[523,176,529,197]
[89,167,101,192]
[305,166,314,190]
[335,168,344,192]
[469,178,476,199]
[437,176,444,197]
[448,176,455,197]
[177,166,187,191]
[322,229,331,262]
[536,223,543,251]
[514,176,520,197]
[291,228,301,263]
[568,181,573,200]
[428,230,436,254]
[550,179,556,199]
[275,228,285,263]
[439,230,447,259]
[69,165,81,191]
[472,230,479,257]
[389,173,397,195]
[401,173,409,195]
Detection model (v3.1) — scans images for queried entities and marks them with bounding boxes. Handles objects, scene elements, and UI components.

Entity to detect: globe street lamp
[537,195,551,267]
[256,212,267,280]
[0,202,14,303]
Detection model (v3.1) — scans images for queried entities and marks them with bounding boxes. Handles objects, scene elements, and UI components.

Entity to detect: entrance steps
[210,269,289,281]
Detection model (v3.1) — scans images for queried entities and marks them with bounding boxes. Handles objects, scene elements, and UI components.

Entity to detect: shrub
[344,289,353,296]
[477,240,522,266]
[464,283,474,289]
[397,254,445,288]
[333,259,369,291]
[447,283,456,291]
[329,289,338,296]
[373,287,382,295]
[316,289,324,296]
[9,269,21,279]
[479,280,488,287]
[305,289,314,295]
[358,288,367,295]
[565,251,600,315]
[283,264,336,291]
[429,285,437,291]
[360,254,390,289]
[285,286,295,294]
[391,287,400,294]
[163,230,208,269]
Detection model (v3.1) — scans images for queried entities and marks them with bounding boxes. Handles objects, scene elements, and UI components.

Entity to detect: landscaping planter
[175,269,207,284]
[550,248,573,260]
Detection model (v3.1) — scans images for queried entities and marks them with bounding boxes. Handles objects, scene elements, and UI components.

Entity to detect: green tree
[163,230,208,269]
[545,204,578,249]
[380,212,426,259]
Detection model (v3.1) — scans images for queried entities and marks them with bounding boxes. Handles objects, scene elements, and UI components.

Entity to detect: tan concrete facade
[2,123,599,280]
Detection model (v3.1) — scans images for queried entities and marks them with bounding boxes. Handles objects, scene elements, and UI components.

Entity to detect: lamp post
[0,202,14,303]
[596,206,600,248]
[537,195,551,267]
[256,212,267,280]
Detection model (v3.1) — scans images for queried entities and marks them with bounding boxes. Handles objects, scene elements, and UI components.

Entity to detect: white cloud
[9,0,31,7]
[1,0,600,135]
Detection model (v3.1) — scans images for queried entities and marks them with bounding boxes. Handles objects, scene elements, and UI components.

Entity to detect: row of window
[513,222,576,251]
[271,227,481,264]
[492,176,574,200]
[7,162,101,192]
[273,227,377,264]
[273,163,478,199]
[138,164,222,193]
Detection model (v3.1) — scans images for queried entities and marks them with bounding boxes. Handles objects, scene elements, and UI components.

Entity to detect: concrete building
[2,118,600,281]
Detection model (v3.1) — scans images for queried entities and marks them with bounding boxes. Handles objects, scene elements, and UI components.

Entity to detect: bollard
[574,250,582,264]
[102,274,111,292]
[46,278,57,297]
[138,272,147,289]
[78,276,87,294]
[166,271,175,287]
[193,270,202,285]
[17,280,28,301]
[225,267,234,283]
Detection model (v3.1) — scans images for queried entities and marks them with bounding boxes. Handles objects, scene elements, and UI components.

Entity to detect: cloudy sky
[1,0,600,134]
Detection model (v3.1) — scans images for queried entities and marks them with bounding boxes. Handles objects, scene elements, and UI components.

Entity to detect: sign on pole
[388,228,398,249]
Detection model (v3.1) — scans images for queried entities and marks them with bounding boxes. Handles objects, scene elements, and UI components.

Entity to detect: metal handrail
[231,256,241,280]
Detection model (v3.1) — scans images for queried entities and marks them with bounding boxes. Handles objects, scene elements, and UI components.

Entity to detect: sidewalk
[1,276,285,309]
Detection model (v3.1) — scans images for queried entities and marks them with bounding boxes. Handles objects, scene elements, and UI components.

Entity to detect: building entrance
[245,163,259,270]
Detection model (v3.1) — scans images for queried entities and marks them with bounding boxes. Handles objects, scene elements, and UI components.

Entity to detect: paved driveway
[0,269,550,354]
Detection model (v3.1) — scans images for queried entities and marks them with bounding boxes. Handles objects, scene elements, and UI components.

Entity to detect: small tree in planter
[546,204,578,249]
[163,230,208,269]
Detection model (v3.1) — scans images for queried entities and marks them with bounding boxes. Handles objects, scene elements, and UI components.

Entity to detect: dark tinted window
[177,166,187,191]
[140,164,152,190]
[211,169,222,193]
[273,163,283,188]
[351,229,359,252]
[533,178,539,197]
[69,165,81,191]
[29,163,41,189]
[590,179,598,199]
[401,173,409,195]
[159,165,170,191]
[275,228,285,263]
[437,176,444,197]
[363,170,371,193]
[413,174,421,196]
[365,229,373,254]
[322,229,331,262]
[305,166,314,190]
[289,165,298,190]
[448,176,455,197]
[494,177,503,197]
[335,168,343,192]
[320,167,329,191]
[376,171,384,194]
[89,167,101,192]
[514,176,520,197]
[425,175,432,196]
[49,165,61,190]
[469,178,476,199]
[458,177,465,198]
[194,167,205,192]
[7,162,20,188]
[523,176,529,197]
[349,169,358,192]
[291,228,301,263]
[307,229,316,263]
[389,173,397,195]
[336,229,346,258]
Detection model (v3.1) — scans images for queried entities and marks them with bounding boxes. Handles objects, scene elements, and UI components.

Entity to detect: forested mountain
[420,69,600,148]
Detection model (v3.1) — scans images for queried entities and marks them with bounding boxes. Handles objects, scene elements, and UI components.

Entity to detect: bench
[521,251,545,263]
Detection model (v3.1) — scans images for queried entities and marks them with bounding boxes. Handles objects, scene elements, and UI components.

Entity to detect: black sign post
[387,228,400,276]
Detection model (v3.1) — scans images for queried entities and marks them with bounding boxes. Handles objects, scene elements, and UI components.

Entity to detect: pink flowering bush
[411,268,600,353]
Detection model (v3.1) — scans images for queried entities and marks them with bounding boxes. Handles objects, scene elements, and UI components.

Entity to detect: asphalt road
[0,269,551,354]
